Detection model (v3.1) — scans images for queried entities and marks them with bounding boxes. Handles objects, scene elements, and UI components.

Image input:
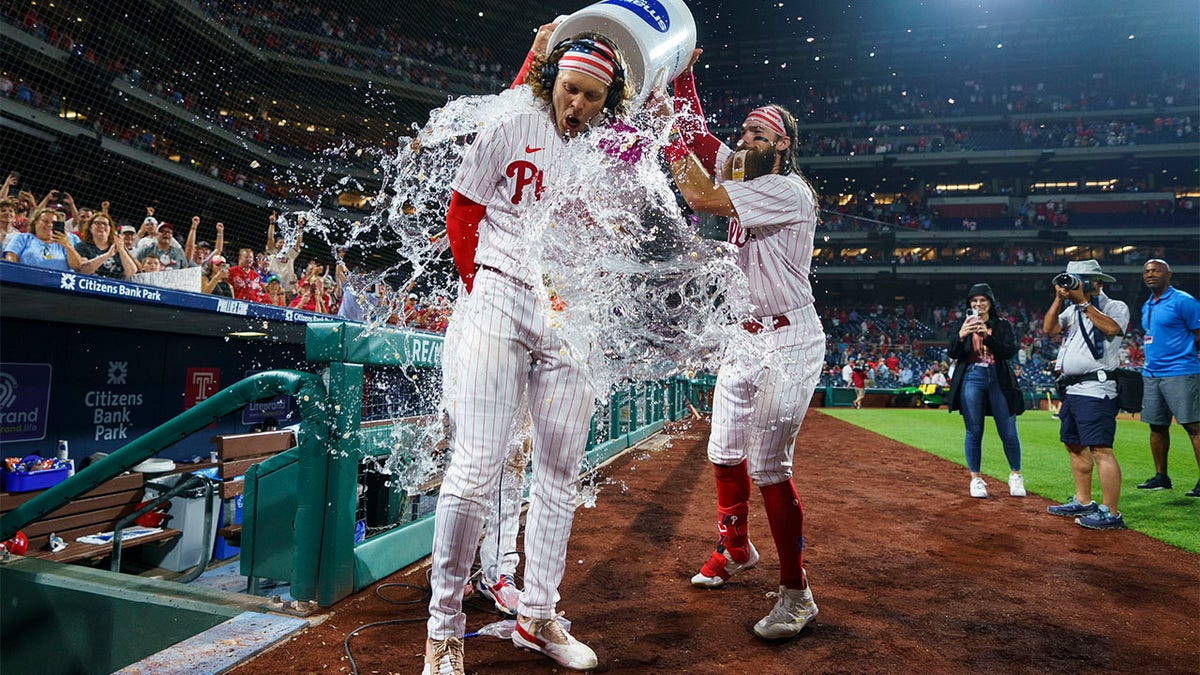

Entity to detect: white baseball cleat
[512,613,598,670]
[476,573,521,616]
[422,636,464,675]
[754,584,819,640]
[691,540,760,587]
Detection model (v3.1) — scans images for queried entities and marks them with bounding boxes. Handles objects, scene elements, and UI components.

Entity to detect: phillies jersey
[712,144,818,318]
[452,98,565,287]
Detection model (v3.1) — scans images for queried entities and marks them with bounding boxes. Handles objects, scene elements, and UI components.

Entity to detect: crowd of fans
[201,0,514,92]
[0,63,323,204]
[797,115,1196,158]
[0,176,452,333]
[707,71,1198,128]
[815,189,1192,241]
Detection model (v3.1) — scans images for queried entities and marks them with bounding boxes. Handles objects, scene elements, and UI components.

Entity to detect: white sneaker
[422,636,464,675]
[512,613,598,670]
[969,477,988,498]
[1008,473,1026,497]
[754,584,819,640]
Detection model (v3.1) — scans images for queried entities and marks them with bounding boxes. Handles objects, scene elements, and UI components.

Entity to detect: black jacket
[946,316,1024,417]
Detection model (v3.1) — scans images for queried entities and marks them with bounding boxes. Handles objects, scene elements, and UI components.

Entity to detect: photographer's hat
[1065,259,1115,282]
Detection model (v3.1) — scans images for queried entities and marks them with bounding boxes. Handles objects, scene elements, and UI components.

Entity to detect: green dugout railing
[293,322,701,605]
[0,370,331,602]
[2,320,715,606]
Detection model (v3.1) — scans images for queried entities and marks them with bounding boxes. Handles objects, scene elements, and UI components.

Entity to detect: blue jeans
[961,364,1022,473]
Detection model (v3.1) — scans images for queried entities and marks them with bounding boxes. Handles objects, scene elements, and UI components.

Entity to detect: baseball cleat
[475,573,521,617]
[512,613,598,670]
[691,540,759,587]
[754,584,819,640]
[422,636,464,675]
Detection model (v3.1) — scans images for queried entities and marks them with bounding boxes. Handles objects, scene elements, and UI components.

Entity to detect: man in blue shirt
[1135,259,1200,497]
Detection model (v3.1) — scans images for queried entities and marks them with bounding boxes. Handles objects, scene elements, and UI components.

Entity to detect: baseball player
[661,49,824,640]
[465,409,530,616]
[424,29,633,675]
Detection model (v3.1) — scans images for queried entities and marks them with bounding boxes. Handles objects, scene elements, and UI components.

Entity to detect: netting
[0,0,555,302]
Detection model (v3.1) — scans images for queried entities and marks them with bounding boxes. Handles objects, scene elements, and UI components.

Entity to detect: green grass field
[820,407,1200,554]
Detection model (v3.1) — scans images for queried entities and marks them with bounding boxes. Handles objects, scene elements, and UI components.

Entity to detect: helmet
[134,501,172,528]
[1,530,28,556]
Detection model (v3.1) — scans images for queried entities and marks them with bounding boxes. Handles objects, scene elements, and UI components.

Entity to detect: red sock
[760,479,806,589]
[713,461,751,561]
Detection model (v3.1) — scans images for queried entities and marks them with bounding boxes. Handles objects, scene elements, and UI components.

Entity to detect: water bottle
[56,440,69,461]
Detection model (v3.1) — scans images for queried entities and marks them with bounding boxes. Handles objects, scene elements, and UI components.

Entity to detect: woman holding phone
[946,283,1026,498]
[2,207,83,272]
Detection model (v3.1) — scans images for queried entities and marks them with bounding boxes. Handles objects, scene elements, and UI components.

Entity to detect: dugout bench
[0,472,181,566]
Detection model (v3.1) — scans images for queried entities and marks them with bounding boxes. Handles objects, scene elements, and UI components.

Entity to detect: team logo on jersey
[525,145,543,153]
[728,218,748,247]
[506,160,545,204]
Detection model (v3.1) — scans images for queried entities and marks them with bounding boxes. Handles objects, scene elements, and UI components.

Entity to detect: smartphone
[52,220,66,235]
[966,308,978,320]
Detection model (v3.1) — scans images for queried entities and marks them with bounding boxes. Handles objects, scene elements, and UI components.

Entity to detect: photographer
[947,283,1025,499]
[1043,260,1129,530]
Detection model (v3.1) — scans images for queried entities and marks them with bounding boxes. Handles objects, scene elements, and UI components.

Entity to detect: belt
[1058,370,1115,386]
[742,314,790,334]
[476,263,532,290]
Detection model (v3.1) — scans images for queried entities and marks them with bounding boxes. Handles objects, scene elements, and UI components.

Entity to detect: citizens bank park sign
[0,263,327,324]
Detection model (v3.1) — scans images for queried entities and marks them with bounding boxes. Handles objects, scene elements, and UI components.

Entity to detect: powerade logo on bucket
[602,0,670,32]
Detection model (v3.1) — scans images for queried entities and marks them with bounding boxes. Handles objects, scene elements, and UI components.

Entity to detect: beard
[722,145,779,181]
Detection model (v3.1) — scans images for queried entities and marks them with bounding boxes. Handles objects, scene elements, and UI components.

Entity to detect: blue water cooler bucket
[548,0,697,98]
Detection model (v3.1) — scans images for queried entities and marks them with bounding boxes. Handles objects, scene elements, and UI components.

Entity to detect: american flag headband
[555,38,622,87]
[744,107,788,139]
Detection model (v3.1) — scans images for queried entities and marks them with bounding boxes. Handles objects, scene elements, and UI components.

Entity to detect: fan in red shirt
[227,247,268,302]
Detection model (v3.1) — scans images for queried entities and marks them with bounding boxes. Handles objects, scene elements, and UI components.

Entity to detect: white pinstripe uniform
[428,101,597,640]
[707,143,826,486]
[478,407,530,583]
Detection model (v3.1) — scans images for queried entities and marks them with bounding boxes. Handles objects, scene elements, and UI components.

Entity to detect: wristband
[664,128,690,164]
[1075,301,1090,309]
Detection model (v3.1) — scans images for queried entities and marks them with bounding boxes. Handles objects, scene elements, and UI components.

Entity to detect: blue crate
[3,467,70,493]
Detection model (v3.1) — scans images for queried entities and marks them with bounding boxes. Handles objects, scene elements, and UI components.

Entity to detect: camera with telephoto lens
[1053,272,1082,291]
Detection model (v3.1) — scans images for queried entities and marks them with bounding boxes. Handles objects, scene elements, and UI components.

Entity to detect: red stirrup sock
[713,461,752,562]
[760,479,806,589]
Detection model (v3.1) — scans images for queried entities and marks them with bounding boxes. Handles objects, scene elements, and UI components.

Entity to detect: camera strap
[1075,305,1104,360]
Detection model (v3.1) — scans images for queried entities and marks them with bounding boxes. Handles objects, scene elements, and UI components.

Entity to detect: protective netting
[1,0,543,295]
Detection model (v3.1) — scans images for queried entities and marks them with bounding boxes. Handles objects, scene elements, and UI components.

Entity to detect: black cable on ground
[343,565,525,675]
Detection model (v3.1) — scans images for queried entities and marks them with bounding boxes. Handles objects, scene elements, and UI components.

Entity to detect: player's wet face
[552,70,608,138]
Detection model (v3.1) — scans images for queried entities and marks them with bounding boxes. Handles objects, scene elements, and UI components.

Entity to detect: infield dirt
[230,410,1199,674]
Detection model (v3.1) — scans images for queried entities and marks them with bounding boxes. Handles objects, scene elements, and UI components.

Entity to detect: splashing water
[313,86,760,500]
